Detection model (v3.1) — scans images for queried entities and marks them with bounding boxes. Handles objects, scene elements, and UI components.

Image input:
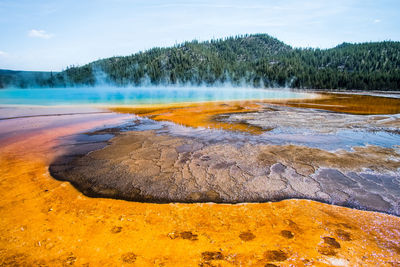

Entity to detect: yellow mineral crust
[110,101,266,134]
[0,108,399,266]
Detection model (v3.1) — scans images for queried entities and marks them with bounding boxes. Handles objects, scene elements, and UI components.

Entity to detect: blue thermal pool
[0,86,313,106]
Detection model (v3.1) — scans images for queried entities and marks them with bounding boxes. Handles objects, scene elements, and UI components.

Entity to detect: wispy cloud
[144,3,275,10]
[373,19,381,23]
[28,29,53,39]
[0,50,7,57]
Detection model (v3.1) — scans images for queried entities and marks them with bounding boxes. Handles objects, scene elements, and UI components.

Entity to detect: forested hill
[0,69,54,89]
[1,34,400,90]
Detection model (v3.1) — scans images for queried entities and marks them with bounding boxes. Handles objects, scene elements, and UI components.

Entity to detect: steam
[79,62,299,89]
[1,58,301,90]
[0,64,311,106]
[0,83,312,107]
[92,67,111,85]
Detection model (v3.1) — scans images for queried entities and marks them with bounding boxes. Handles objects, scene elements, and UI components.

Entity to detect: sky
[0,0,399,71]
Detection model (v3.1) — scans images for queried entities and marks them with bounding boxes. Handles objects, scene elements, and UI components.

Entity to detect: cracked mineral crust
[50,130,400,215]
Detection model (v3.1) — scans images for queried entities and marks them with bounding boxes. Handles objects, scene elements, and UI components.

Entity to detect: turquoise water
[0,87,312,106]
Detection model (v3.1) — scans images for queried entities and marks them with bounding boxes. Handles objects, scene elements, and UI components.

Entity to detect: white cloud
[0,50,7,57]
[373,19,381,23]
[28,29,53,39]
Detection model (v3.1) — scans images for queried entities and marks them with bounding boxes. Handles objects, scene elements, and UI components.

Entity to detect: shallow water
[0,86,313,105]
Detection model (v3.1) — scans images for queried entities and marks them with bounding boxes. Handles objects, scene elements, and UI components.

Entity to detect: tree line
[1,34,399,90]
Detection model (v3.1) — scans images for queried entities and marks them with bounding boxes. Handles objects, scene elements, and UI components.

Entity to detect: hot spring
[0,86,315,106]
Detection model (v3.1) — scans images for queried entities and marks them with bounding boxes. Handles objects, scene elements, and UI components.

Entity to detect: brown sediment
[0,116,400,266]
[239,231,256,241]
[281,230,295,239]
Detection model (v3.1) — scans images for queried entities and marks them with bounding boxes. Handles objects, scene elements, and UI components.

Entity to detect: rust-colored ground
[275,92,400,115]
[1,94,400,266]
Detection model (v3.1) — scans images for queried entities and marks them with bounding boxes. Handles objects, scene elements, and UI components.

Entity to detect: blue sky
[0,0,399,71]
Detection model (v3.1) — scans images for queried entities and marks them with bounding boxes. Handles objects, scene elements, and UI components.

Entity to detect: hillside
[0,69,55,88]
[1,34,400,90]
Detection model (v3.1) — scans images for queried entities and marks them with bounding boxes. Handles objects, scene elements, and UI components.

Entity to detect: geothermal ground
[50,104,400,215]
[1,92,400,266]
